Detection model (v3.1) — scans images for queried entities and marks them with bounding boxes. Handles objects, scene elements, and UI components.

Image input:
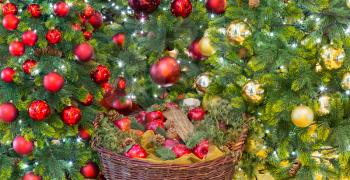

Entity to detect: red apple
[146,110,164,122]
[188,107,205,121]
[135,111,147,124]
[13,136,34,156]
[78,128,91,140]
[171,144,191,158]
[164,139,179,149]
[114,117,131,131]
[193,139,209,159]
[146,120,164,131]
[125,144,147,158]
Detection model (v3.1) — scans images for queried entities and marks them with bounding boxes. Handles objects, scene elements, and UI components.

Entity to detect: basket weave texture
[93,113,249,180]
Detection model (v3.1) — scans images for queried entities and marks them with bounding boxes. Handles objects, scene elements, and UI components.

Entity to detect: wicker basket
[92,113,249,180]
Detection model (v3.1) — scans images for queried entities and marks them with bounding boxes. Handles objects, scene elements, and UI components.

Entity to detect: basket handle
[230,113,251,161]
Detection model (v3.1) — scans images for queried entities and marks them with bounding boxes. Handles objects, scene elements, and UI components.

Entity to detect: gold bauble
[291,105,314,128]
[226,21,251,45]
[316,95,330,116]
[193,72,211,94]
[199,37,216,56]
[242,81,264,104]
[320,45,345,70]
[341,72,350,90]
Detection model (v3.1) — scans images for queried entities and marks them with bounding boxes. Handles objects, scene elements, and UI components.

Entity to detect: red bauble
[146,111,164,122]
[2,3,17,15]
[53,1,70,17]
[80,93,94,106]
[23,172,42,180]
[22,59,37,74]
[89,12,103,28]
[111,98,133,113]
[78,127,91,140]
[136,111,147,124]
[61,106,81,126]
[9,40,25,56]
[83,5,95,18]
[112,33,125,47]
[125,144,147,158]
[0,102,18,123]
[188,107,205,121]
[171,0,192,18]
[114,117,131,131]
[116,77,127,90]
[193,139,209,159]
[13,136,33,156]
[3,14,19,31]
[150,57,181,87]
[128,0,160,13]
[146,120,165,131]
[80,162,100,179]
[100,82,112,94]
[43,72,64,93]
[22,30,38,47]
[27,4,41,18]
[28,100,51,121]
[188,39,207,61]
[83,30,93,40]
[91,65,110,84]
[171,144,191,158]
[46,29,62,44]
[1,67,15,83]
[206,0,226,14]
[74,43,94,62]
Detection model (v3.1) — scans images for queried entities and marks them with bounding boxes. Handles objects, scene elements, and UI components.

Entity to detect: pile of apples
[113,105,209,160]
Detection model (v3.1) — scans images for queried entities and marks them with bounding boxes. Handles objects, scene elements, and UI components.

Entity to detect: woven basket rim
[93,141,234,168]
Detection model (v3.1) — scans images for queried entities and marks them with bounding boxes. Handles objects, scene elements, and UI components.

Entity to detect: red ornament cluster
[43,72,64,93]
[61,106,82,126]
[0,102,18,123]
[46,29,62,44]
[28,100,51,121]
[13,136,34,156]
[171,0,192,18]
[91,65,110,84]
[150,56,181,87]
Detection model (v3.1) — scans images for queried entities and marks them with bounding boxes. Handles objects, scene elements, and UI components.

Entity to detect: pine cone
[166,127,179,139]
[152,134,165,146]
[249,0,260,8]
[122,138,136,148]
[288,160,301,177]
[93,113,105,129]
[106,110,119,121]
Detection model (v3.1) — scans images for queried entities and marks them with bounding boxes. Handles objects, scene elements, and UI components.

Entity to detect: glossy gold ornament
[193,72,211,94]
[341,72,350,90]
[316,95,330,116]
[320,45,345,70]
[242,81,264,104]
[291,105,314,128]
[199,37,216,56]
[226,21,251,45]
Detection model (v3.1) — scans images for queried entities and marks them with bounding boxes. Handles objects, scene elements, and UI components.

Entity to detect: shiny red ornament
[100,82,112,94]
[22,30,38,47]
[83,30,93,40]
[9,40,25,56]
[188,107,205,121]
[114,117,131,131]
[13,136,33,156]
[146,111,164,122]
[23,172,42,180]
[89,12,103,28]
[53,1,70,17]
[116,77,127,90]
[206,0,226,14]
[171,144,191,158]
[125,144,147,158]
[136,111,147,124]
[28,100,51,121]
[27,4,41,18]
[0,102,18,123]
[78,127,91,140]
[91,65,110,84]
[80,162,100,179]
[128,0,160,13]
[188,39,207,61]
[46,29,62,44]
[2,3,17,15]
[80,93,94,106]
[1,67,15,83]
[83,5,95,18]
[111,98,133,112]
[43,72,64,93]
[112,33,125,47]
[193,139,209,159]
[74,42,94,62]
[3,14,19,31]
[171,0,192,18]
[150,56,181,87]
[146,119,165,131]
[22,59,37,74]
[61,106,82,126]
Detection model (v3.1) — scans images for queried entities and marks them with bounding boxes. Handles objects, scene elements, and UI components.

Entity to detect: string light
[319,85,327,92]
[68,161,73,167]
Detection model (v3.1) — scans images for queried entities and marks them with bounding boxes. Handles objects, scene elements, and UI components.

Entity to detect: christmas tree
[0,0,113,179]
